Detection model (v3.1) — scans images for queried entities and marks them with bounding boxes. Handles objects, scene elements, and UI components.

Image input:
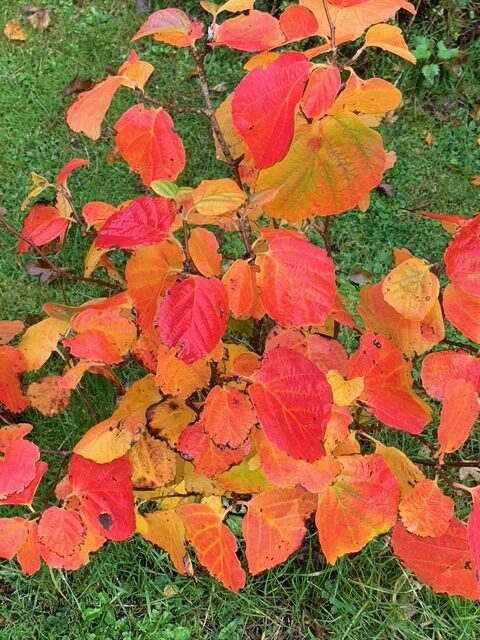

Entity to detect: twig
[410,458,480,469]
[442,338,479,355]
[322,0,337,59]
[0,216,120,291]
[135,89,208,116]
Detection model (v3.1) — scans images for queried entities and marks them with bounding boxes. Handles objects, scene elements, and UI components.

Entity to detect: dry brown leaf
[22,6,50,32]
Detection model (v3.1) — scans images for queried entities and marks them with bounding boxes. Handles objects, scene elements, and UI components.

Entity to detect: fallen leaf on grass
[65,76,95,96]
[4,20,27,41]
[22,6,51,32]
[424,132,433,148]
[470,176,480,187]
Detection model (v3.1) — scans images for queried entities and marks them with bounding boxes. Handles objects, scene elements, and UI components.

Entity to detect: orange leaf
[443,283,480,344]
[316,454,400,563]
[131,8,203,47]
[365,24,416,64]
[0,320,24,345]
[278,5,319,43]
[146,398,197,448]
[392,518,480,600]
[399,479,454,537]
[201,385,256,448]
[16,520,41,576]
[125,241,184,337]
[256,231,336,327]
[188,228,222,277]
[67,76,123,140]
[38,507,86,558]
[0,426,39,499]
[437,379,479,462]
[0,518,29,560]
[255,114,385,220]
[18,204,69,254]
[27,376,71,416]
[467,488,480,583]
[0,461,47,507]
[3,19,27,41]
[347,333,432,434]
[331,73,402,119]
[82,201,117,230]
[382,258,439,321]
[222,259,264,319]
[243,487,317,575]
[249,347,333,461]
[212,10,285,52]
[178,503,246,592]
[139,510,193,576]
[157,276,228,364]
[374,442,424,499]
[301,65,341,119]
[155,344,211,399]
[115,105,185,186]
[421,350,480,401]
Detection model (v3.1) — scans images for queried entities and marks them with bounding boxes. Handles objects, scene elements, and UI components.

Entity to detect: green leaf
[411,36,433,61]
[421,64,440,87]
[151,180,179,199]
[437,40,459,61]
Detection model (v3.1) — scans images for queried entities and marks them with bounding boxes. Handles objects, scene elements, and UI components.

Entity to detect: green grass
[1,1,480,638]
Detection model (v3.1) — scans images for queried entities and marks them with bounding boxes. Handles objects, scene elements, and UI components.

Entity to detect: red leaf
[278,6,318,42]
[392,518,480,600]
[301,65,341,119]
[157,276,228,364]
[115,105,185,186]
[0,432,39,499]
[232,52,312,169]
[0,518,28,560]
[347,333,431,434]
[18,204,69,254]
[201,385,256,448]
[69,454,135,541]
[56,158,89,187]
[249,347,333,461]
[399,479,454,537]
[421,350,480,400]
[443,283,480,344]
[437,379,479,461]
[131,8,203,47]
[96,197,176,249]
[0,346,30,413]
[467,488,480,583]
[213,10,285,52]
[256,232,336,327]
[178,503,246,592]
[0,461,47,507]
[243,487,316,575]
[444,214,480,297]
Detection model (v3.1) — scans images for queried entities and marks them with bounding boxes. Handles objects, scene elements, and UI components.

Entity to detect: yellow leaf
[128,433,177,490]
[365,24,416,65]
[21,173,51,211]
[4,19,27,41]
[190,178,247,217]
[382,257,439,322]
[375,441,425,499]
[17,317,69,371]
[326,370,364,407]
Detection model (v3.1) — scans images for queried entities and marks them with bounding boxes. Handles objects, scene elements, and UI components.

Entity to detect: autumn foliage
[2,0,480,601]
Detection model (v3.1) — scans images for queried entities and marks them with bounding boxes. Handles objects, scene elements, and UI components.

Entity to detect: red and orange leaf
[0,436,39,499]
[467,488,480,583]
[316,454,400,564]
[0,346,29,413]
[359,282,444,357]
[256,232,336,327]
[255,114,385,220]
[201,385,256,448]
[16,520,41,576]
[82,201,117,230]
[265,327,348,375]
[115,105,185,186]
[249,347,333,461]
[64,331,123,365]
[331,73,402,119]
[374,442,424,499]
[392,518,480,600]
[139,510,193,576]
[0,423,32,447]
[131,8,203,47]
[421,350,480,401]
[126,241,184,337]
[437,379,479,462]
[232,52,311,169]
[56,158,89,187]
[38,507,86,558]
[365,24,416,63]
[443,283,480,344]
[347,333,432,434]
[399,479,454,537]
[27,376,71,416]
[178,503,246,592]
[117,50,154,91]
[444,214,480,297]
[157,276,228,364]
[146,398,196,448]
[96,196,176,249]
[0,320,24,345]
[299,0,415,45]
[0,518,29,560]
[18,204,69,254]
[66,75,123,140]
[69,454,135,542]
[243,487,317,575]
[75,375,160,463]
[212,10,285,52]
[222,259,264,319]
[17,317,70,371]
[382,258,439,321]
[217,453,274,493]
[0,461,47,507]
[188,228,222,278]
[301,65,341,119]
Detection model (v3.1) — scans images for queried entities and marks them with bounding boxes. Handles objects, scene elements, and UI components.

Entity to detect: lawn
[0,1,479,638]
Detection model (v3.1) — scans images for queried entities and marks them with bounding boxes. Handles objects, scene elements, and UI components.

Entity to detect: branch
[0,216,121,291]
[135,89,208,116]
[322,0,337,59]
